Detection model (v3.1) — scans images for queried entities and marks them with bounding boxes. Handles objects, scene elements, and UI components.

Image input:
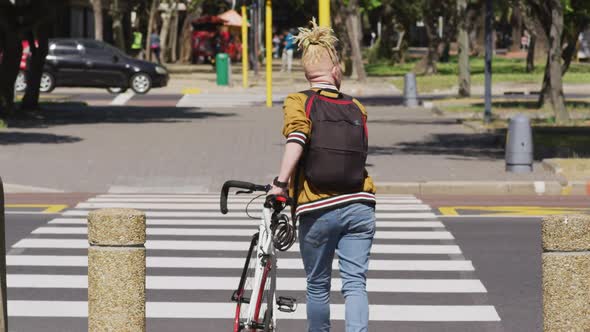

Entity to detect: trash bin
[216,53,230,86]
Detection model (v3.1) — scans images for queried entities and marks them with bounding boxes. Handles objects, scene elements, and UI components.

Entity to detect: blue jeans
[298,202,376,332]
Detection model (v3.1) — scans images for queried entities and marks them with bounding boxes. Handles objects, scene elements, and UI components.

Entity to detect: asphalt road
[442,216,542,332]
[6,193,583,331]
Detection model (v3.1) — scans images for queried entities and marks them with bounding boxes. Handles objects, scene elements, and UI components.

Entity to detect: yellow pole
[319,0,330,27]
[265,0,272,108]
[241,5,248,88]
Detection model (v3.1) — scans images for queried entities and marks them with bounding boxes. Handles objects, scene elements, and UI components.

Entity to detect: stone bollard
[88,208,146,332]
[542,215,590,331]
[0,178,7,332]
[403,72,419,107]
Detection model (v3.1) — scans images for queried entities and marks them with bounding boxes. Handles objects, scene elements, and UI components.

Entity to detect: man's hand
[268,184,287,197]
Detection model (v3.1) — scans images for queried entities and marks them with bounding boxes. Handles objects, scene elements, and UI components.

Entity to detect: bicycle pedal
[276,296,297,313]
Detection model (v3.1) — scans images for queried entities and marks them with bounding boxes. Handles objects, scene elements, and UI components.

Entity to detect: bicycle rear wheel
[233,236,275,332]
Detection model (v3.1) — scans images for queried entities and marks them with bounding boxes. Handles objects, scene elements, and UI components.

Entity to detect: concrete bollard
[0,177,7,332]
[403,73,419,107]
[542,215,590,331]
[88,208,146,332]
[505,114,533,173]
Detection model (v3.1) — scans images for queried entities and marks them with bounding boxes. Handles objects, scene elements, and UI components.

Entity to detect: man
[280,29,295,73]
[269,19,376,332]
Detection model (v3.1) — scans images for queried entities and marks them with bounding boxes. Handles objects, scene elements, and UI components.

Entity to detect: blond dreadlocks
[293,18,339,69]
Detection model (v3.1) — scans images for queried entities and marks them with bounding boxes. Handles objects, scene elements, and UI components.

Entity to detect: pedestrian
[150,30,161,64]
[268,19,376,332]
[131,29,144,59]
[281,29,295,73]
[273,33,281,59]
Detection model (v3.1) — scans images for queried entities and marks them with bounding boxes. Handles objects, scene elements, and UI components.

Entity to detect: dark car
[16,39,168,94]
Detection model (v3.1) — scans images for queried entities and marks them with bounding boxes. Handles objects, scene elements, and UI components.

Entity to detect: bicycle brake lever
[236,190,254,195]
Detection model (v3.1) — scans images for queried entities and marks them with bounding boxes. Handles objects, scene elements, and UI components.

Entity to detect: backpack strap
[299,90,317,118]
[291,90,317,222]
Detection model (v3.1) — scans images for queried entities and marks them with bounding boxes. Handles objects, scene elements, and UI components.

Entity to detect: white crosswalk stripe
[7,193,501,330]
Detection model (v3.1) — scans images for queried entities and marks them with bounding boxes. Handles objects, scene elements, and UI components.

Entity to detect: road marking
[13,239,462,254]
[96,194,419,199]
[7,274,487,293]
[6,256,475,271]
[7,301,501,321]
[75,202,431,211]
[110,90,134,105]
[181,88,202,95]
[32,227,453,240]
[62,210,438,219]
[5,204,68,214]
[47,218,444,228]
[438,206,590,216]
[87,197,424,204]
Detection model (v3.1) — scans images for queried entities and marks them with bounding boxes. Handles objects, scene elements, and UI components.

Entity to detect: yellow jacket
[282,88,376,217]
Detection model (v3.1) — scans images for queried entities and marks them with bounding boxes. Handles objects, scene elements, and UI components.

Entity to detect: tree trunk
[526,34,536,72]
[179,12,197,63]
[457,0,471,97]
[377,1,396,62]
[110,0,126,51]
[561,28,581,74]
[510,5,523,52]
[146,0,160,62]
[333,0,352,76]
[169,3,179,62]
[418,16,439,75]
[0,25,22,116]
[22,26,49,111]
[90,0,103,41]
[344,0,367,82]
[538,0,569,124]
[159,3,173,63]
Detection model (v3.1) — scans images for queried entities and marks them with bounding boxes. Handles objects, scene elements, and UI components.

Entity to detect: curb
[376,181,590,196]
[3,183,65,194]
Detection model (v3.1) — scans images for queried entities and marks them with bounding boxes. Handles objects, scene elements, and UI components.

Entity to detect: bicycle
[220,180,299,332]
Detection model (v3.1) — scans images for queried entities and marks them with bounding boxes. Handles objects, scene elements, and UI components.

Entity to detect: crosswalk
[6,193,502,331]
[176,93,289,108]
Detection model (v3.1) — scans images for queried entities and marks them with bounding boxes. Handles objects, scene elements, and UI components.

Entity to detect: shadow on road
[0,132,82,145]
[369,133,504,160]
[5,104,236,129]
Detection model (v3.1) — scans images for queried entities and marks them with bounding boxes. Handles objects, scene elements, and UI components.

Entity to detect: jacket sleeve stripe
[287,137,306,146]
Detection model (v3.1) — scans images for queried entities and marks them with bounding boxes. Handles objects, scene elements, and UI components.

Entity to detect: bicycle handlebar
[220,180,271,214]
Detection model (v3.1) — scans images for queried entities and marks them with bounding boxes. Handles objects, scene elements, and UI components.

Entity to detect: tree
[415,0,458,75]
[90,0,104,41]
[110,0,126,51]
[457,0,471,97]
[526,0,590,123]
[339,0,368,82]
[180,0,204,64]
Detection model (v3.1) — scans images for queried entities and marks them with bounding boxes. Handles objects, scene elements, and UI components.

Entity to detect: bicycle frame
[242,207,277,331]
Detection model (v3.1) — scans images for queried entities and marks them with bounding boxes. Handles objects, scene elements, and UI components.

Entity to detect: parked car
[15,39,168,94]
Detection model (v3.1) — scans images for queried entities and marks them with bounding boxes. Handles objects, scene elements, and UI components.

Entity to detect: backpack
[300,89,368,192]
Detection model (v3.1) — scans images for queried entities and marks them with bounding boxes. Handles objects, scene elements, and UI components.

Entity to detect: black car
[16,39,168,94]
